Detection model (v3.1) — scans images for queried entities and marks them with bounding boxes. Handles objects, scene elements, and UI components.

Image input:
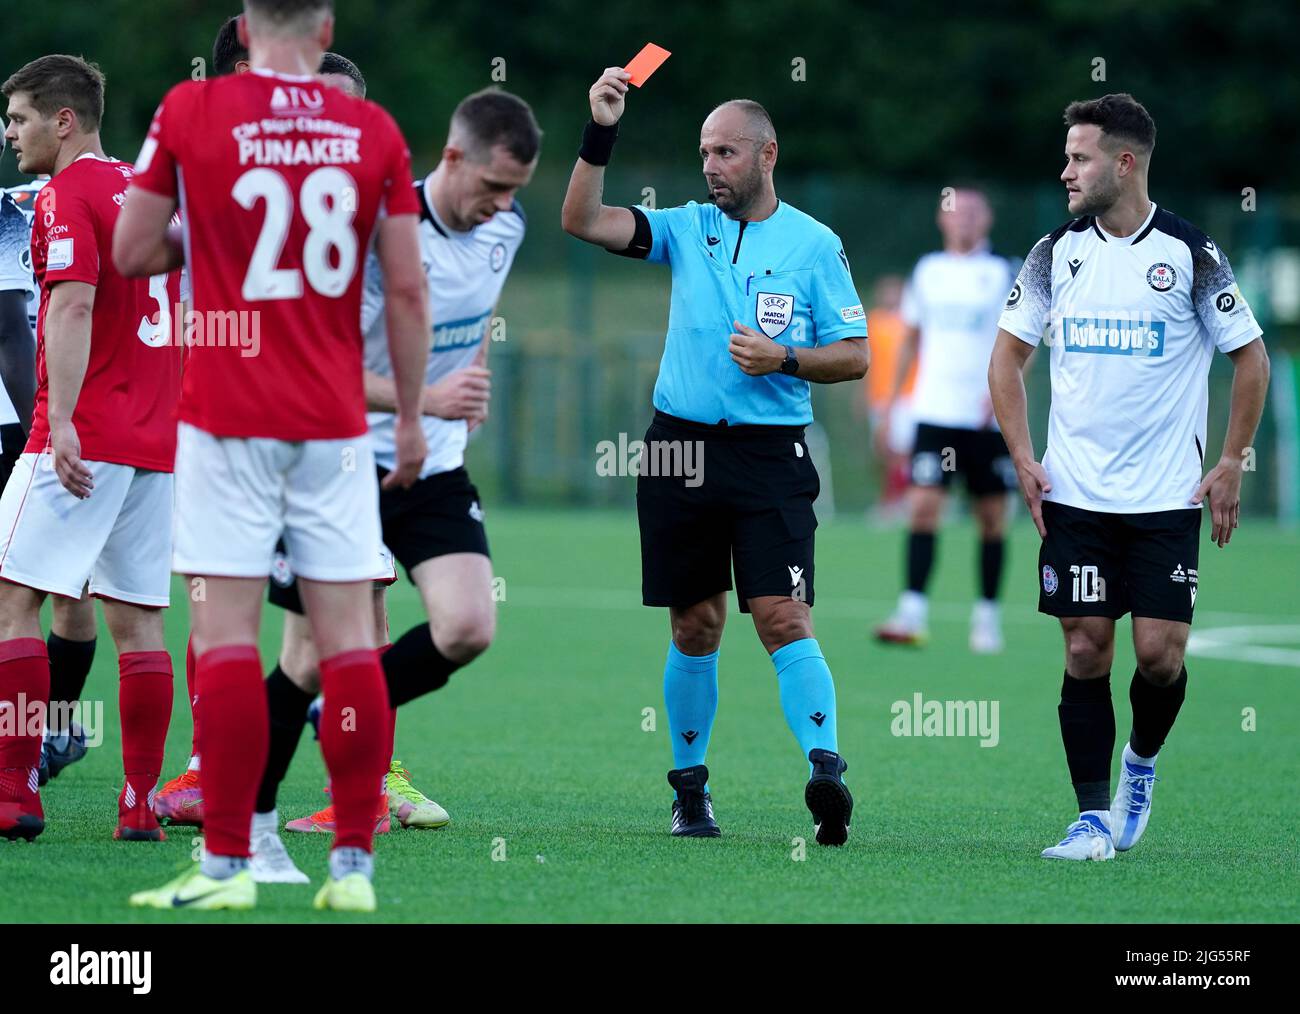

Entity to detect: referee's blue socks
[771,638,838,759]
[663,643,719,779]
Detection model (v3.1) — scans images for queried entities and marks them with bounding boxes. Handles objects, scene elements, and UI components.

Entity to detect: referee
[562,67,869,845]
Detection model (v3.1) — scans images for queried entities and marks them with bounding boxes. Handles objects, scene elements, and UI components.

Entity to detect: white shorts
[884,399,917,456]
[0,452,173,606]
[173,422,382,582]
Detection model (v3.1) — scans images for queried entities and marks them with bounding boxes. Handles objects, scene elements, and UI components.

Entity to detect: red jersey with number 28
[27,155,182,471]
[130,69,419,440]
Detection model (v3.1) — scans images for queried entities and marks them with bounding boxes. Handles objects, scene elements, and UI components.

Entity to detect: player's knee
[756,611,813,655]
[671,613,724,655]
[435,614,494,664]
[1064,627,1112,676]
[1134,644,1184,686]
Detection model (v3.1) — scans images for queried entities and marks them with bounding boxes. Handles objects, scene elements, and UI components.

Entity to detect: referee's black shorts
[637,411,819,614]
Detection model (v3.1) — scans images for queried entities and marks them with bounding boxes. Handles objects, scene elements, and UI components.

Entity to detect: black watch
[779,345,800,376]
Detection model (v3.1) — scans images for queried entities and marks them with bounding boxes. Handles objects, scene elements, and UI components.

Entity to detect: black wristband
[579,119,620,166]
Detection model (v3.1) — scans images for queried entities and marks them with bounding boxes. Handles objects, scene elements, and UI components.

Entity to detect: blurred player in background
[1,140,100,789]
[861,273,914,520]
[0,56,182,843]
[875,187,1018,653]
[990,94,1269,860]
[116,0,429,911]
[247,88,538,882]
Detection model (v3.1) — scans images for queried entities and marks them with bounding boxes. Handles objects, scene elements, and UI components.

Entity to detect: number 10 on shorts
[1069,564,1106,603]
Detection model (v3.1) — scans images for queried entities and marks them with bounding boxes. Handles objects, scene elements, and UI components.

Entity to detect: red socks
[0,638,48,807]
[118,651,173,812]
[196,645,267,857]
[185,634,199,761]
[318,649,387,852]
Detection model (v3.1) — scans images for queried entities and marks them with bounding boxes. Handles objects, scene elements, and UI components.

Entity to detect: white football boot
[1110,744,1159,852]
[969,599,1004,654]
[249,816,311,884]
[1041,811,1115,861]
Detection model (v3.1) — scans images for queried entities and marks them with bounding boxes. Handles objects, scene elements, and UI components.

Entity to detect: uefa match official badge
[1146,263,1177,291]
[490,242,507,272]
[1042,565,1059,596]
[756,292,794,338]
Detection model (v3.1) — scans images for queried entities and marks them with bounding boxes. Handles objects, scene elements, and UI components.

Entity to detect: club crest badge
[1147,263,1176,292]
[1042,564,1059,596]
[756,291,794,338]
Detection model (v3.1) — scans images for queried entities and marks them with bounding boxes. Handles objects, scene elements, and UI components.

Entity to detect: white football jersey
[999,203,1262,514]
[362,175,525,478]
[0,181,45,428]
[901,245,1018,429]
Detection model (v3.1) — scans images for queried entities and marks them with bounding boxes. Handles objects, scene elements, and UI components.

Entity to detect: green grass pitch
[2,509,1296,923]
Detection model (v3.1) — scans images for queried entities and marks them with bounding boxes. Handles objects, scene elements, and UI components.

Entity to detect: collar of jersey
[716,197,784,230]
[420,173,475,241]
[70,152,117,165]
[1093,201,1157,246]
[250,67,319,83]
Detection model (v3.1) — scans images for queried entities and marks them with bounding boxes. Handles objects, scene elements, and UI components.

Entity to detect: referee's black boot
[667,765,721,838]
[805,749,852,846]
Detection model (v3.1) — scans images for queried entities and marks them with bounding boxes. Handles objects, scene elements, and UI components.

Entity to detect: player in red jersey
[115,0,429,912]
[0,56,182,843]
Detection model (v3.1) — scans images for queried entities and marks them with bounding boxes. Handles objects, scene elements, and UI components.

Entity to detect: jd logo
[756,292,794,338]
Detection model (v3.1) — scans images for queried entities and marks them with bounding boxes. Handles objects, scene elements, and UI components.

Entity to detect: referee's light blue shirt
[639,199,866,426]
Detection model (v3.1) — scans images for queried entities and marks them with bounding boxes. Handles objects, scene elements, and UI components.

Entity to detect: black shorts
[910,423,1016,496]
[0,423,25,495]
[637,411,819,614]
[1037,501,1201,623]
[267,466,490,615]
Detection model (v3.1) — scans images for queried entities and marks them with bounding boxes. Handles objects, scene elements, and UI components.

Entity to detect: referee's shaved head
[709,99,776,150]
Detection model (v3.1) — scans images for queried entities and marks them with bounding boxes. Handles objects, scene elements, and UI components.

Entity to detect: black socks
[906,532,935,594]
[979,538,1004,601]
[1058,670,1115,812]
[255,666,316,814]
[47,634,96,731]
[1128,665,1187,759]
[382,624,462,708]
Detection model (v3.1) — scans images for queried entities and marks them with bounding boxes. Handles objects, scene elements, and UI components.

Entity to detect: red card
[625,43,671,87]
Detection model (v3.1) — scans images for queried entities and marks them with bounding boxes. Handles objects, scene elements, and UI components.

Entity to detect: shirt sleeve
[809,238,866,345]
[378,109,419,218]
[35,184,99,288]
[899,259,922,328]
[1191,236,1263,353]
[131,87,188,200]
[641,203,699,265]
[0,196,34,297]
[359,250,385,334]
[997,235,1053,347]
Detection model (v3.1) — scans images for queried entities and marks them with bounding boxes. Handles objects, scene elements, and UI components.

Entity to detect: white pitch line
[1186,625,1300,668]
[499,586,1299,629]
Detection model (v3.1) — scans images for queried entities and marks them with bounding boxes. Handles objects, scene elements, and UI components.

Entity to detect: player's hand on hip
[1191,457,1242,548]
[729,321,785,376]
[49,419,93,499]
[383,416,427,491]
[589,68,630,126]
[467,406,489,434]
[424,366,491,421]
[1014,457,1052,538]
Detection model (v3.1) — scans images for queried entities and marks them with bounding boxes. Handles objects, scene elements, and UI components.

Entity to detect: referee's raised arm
[560,68,642,252]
